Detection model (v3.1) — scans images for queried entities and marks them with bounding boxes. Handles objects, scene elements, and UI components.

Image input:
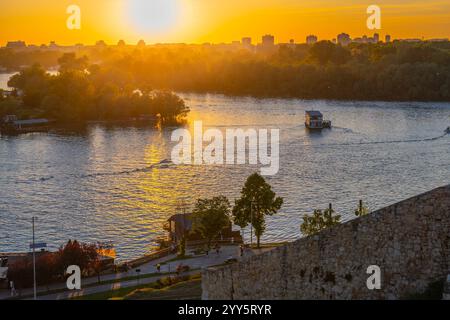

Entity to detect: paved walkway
[0,245,271,300]
[30,270,200,300]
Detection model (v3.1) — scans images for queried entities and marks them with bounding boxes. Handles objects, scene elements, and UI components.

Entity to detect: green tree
[232,173,283,248]
[0,96,21,119]
[8,63,51,108]
[4,62,191,124]
[151,90,190,124]
[309,41,337,65]
[354,200,370,217]
[58,53,89,72]
[300,204,341,236]
[192,196,231,250]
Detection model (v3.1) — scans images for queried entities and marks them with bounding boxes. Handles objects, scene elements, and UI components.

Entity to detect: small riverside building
[166,213,242,245]
[1,115,52,134]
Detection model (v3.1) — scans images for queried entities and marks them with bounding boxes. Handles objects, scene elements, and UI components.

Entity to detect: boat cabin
[305,111,331,129]
[305,111,323,129]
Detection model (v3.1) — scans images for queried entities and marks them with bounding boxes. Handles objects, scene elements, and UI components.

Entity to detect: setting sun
[127,0,181,34]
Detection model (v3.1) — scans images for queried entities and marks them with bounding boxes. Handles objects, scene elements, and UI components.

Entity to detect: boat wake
[79,159,173,178]
[331,126,356,134]
[318,132,449,147]
[26,159,173,183]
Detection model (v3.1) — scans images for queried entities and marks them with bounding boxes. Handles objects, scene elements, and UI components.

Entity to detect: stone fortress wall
[202,185,450,299]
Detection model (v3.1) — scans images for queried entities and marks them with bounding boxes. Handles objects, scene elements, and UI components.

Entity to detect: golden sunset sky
[1,0,449,45]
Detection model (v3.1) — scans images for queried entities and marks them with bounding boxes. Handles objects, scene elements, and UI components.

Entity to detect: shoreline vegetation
[0,41,449,105]
[0,53,190,126]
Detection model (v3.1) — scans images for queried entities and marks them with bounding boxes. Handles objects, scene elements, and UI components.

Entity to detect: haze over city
[1,0,449,45]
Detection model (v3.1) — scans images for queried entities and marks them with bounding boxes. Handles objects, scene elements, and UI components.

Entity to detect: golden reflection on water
[2,94,449,260]
[117,130,195,248]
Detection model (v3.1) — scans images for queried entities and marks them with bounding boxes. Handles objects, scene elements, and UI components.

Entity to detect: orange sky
[1,0,449,45]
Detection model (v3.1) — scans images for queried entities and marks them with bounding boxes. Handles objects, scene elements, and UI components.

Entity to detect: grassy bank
[76,274,202,300]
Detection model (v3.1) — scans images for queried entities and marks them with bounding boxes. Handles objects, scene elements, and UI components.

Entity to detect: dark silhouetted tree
[192,196,231,250]
[233,173,283,248]
[300,204,341,236]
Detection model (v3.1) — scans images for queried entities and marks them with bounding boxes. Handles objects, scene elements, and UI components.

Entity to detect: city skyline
[5,31,448,49]
[1,0,450,45]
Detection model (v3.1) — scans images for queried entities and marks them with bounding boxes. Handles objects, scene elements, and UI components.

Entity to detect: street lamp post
[32,216,37,300]
[136,268,141,285]
[250,201,253,249]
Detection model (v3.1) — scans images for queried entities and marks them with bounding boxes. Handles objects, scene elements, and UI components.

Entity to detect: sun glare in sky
[127,0,181,34]
[0,0,449,45]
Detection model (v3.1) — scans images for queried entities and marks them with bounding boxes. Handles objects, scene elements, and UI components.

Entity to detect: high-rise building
[95,40,106,47]
[374,33,380,43]
[399,38,421,43]
[242,37,252,46]
[385,35,391,43]
[6,41,26,48]
[337,33,351,46]
[428,38,449,42]
[306,35,318,45]
[262,34,275,46]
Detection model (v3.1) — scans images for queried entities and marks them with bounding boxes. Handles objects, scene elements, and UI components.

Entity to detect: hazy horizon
[3,33,446,48]
[1,0,449,46]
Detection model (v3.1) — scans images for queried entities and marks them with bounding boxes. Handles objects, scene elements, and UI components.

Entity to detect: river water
[1,74,450,260]
[0,73,14,90]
